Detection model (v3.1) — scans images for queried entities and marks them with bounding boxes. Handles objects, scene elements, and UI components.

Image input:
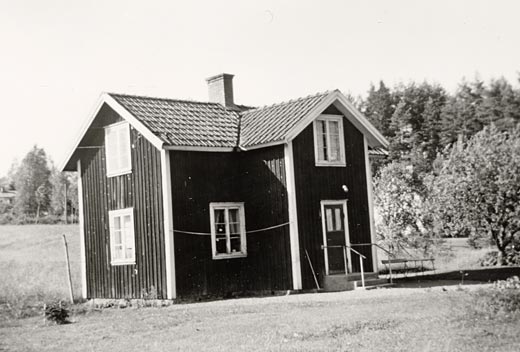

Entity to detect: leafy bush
[44,301,70,324]
[473,276,520,317]
[480,251,520,267]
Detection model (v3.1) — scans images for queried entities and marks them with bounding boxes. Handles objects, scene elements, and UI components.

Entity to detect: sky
[0,0,519,175]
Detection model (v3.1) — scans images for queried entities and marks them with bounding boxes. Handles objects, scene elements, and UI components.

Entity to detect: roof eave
[60,93,165,172]
[285,90,389,149]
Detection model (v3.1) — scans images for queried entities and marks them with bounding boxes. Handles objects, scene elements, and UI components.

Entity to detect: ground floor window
[209,202,247,259]
[109,208,135,265]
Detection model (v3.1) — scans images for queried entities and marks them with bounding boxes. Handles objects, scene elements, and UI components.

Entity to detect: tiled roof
[239,91,332,147]
[109,91,334,149]
[109,93,241,148]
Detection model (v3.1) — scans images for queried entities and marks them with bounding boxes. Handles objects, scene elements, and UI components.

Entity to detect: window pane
[114,230,122,245]
[334,208,342,231]
[316,121,327,161]
[329,133,340,161]
[114,244,123,260]
[114,216,121,231]
[326,208,334,231]
[228,208,239,223]
[230,237,241,253]
[216,234,227,254]
[329,120,339,135]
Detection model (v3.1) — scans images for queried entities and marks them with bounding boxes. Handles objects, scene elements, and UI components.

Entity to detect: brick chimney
[206,73,235,107]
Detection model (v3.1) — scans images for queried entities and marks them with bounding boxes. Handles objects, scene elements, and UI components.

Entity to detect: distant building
[0,187,16,205]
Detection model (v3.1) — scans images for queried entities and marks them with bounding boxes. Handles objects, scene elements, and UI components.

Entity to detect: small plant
[472,276,520,317]
[43,301,70,324]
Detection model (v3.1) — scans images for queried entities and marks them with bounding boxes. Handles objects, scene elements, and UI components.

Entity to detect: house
[61,74,389,300]
[0,187,16,206]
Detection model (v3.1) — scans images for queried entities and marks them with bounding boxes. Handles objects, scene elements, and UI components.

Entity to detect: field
[1,225,519,351]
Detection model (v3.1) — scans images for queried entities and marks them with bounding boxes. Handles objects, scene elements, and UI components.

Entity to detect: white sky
[0,0,519,175]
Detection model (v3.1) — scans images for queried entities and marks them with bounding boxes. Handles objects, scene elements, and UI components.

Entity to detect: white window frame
[105,122,132,177]
[313,114,346,167]
[109,207,136,265]
[209,202,247,260]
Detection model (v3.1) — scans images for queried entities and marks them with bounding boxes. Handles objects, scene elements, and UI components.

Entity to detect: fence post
[62,234,74,303]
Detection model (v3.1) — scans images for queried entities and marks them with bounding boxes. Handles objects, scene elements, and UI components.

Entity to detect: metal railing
[321,244,367,288]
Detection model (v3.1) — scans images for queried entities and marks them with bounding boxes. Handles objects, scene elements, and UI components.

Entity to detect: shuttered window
[109,208,135,265]
[210,203,247,259]
[313,115,346,167]
[105,122,132,177]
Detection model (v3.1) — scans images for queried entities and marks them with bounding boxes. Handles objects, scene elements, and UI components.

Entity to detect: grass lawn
[1,285,519,351]
[1,225,519,351]
[0,225,81,317]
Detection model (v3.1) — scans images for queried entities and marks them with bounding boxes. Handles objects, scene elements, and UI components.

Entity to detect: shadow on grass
[392,266,520,289]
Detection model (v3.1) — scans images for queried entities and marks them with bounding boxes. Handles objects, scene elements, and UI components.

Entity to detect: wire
[173,221,290,236]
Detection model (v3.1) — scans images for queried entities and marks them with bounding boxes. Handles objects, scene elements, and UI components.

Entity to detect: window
[105,122,131,177]
[209,202,246,259]
[109,208,135,265]
[313,115,346,166]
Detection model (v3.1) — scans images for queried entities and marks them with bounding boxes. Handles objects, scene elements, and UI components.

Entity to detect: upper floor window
[209,202,247,259]
[105,122,131,177]
[109,208,135,265]
[313,115,346,167]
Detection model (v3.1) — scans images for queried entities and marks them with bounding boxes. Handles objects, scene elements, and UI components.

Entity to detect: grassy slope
[0,225,81,317]
[1,286,519,352]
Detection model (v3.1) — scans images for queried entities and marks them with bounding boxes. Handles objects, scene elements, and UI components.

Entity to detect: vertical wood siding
[80,104,166,299]
[171,146,292,297]
[292,104,373,289]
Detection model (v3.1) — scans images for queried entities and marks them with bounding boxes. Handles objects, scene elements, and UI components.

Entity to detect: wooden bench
[381,258,435,277]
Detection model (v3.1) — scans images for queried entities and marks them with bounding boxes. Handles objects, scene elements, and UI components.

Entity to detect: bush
[473,276,520,317]
[44,301,70,324]
[480,251,520,267]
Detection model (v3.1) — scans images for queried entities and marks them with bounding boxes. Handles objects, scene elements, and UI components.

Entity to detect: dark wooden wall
[170,146,292,297]
[292,104,373,289]
[80,104,166,299]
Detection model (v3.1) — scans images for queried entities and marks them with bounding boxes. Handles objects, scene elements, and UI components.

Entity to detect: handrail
[348,242,394,283]
[321,244,366,288]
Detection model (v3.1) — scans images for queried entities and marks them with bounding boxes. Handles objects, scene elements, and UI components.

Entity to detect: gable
[62,90,388,171]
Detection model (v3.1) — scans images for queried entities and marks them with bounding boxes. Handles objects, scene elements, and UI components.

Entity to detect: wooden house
[62,74,388,300]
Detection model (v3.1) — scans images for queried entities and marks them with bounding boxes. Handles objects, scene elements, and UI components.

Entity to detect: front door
[321,200,351,275]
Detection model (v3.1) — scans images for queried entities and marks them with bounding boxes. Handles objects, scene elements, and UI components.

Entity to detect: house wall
[80,104,167,299]
[170,145,292,297]
[292,104,373,289]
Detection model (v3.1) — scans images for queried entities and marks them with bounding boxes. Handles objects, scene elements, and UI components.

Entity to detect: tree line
[0,146,78,224]
[361,75,520,265]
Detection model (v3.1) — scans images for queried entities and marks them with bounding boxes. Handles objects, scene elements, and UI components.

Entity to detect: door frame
[320,200,352,275]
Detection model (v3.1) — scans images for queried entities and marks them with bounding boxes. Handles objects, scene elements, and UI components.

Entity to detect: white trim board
[284,141,302,290]
[320,200,351,275]
[161,149,176,299]
[77,159,87,299]
[364,136,379,274]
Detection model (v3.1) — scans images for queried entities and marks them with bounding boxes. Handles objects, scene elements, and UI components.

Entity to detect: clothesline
[173,221,291,236]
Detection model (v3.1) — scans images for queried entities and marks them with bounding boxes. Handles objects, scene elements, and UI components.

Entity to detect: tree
[14,146,52,221]
[374,161,438,255]
[427,125,520,265]
[50,166,78,222]
[363,81,395,137]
